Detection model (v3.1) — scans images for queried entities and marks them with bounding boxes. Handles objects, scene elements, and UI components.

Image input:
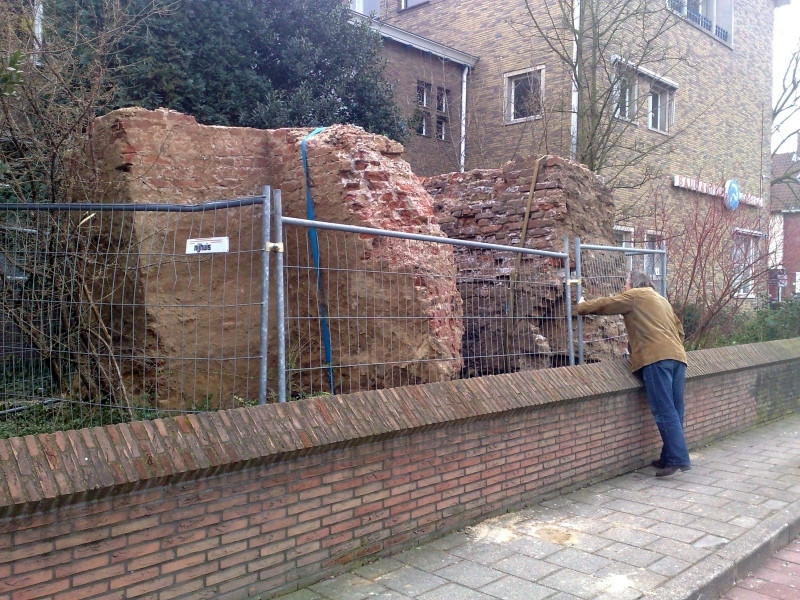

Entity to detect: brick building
[353,0,789,300]
[769,133,800,299]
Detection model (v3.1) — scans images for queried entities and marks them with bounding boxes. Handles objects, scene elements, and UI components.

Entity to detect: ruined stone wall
[87,108,463,406]
[425,156,628,369]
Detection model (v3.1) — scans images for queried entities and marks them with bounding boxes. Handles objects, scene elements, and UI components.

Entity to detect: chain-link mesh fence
[575,239,667,364]
[277,219,572,400]
[0,198,267,437]
[0,193,665,435]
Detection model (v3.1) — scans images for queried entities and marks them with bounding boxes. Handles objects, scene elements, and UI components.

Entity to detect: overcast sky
[773,0,800,153]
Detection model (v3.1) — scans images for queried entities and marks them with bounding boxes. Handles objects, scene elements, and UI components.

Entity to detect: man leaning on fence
[576,269,690,478]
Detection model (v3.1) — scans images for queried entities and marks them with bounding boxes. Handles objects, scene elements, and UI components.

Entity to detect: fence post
[273,190,287,404]
[574,237,584,365]
[259,186,271,405]
[564,237,575,366]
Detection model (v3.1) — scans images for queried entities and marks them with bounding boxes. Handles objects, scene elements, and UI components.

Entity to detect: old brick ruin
[80,108,623,406]
[425,157,626,373]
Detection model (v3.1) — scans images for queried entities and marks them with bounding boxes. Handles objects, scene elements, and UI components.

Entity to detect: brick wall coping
[1,338,798,516]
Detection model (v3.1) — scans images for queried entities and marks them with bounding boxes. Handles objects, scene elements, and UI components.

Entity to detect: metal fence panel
[0,198,267,436]
[0,190,666,435]
[575,238,668,364]
[275,216,572,400]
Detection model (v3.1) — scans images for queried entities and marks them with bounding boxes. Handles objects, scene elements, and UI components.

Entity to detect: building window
[401,0,427,8]
[732,231,761,297]
[614,226,635,271]
[504,67,544,124]
[614,71,637,122]
[436,117,448,140]
[415,112,430,137]
[648,84,674,133]
[417,81,431,108]
[436,87,449,113]
[349,0,380,15]
[643,231,663,283]
[669,0,733,44]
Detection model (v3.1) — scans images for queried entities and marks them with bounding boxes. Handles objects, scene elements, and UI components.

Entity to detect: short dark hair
[628,270,655,289]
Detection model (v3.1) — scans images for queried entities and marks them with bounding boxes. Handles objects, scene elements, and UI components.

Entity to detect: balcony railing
[670,1,730,44]
[687,10,712,32]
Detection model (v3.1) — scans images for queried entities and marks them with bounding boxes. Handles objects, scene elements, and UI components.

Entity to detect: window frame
[401,0,428,9]
[642,230,664,282]
[614,71,638,122]
[503,66,545,125]
[417,81,431,108]
[614,226,635,271]
[435,116,448,141]
[732,229,763,298]
[647,83,674,134]
[349,0,380,15]
[436,87,449,113]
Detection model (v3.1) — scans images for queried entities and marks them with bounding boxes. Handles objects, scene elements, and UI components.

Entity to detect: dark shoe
[655,465,691,478]
[651,459,666,469]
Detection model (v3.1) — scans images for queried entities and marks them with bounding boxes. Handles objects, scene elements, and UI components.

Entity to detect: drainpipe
[460,65,469,172]
[570,0,581,159]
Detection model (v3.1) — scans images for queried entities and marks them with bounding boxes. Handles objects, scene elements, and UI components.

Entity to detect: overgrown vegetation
[113,0,408,140]
[718,298,800,346]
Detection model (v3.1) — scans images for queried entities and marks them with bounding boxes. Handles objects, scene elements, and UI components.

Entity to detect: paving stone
[367,592,413,600]
[594,564,667,592]
[537,567,602,599]
[646,522,706,544]
[275,590,324,600]
[595,541,662,568]
[729,515,762,529]
[602,525,660,547]
[353,558,406,580]
[503,536,564,560]
[494,553,560,581]
[600,499,653,516]
[448,540,517,564]
[396,548,461,571]
[376,566,448,597]
[562,532,614,553]
[478,574,556,600]
[689,517,744,539]
[644,537,712,563]
[427,532,472,551]
[434,561,503,588]
[309,573,385,599]
[648,555,692,577]
[545,547,611,574]
[417,582,496,600]
[601,512,658,531]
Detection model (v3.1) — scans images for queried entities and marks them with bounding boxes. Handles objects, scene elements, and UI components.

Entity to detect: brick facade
[381,39,465,176]
[371,0,777,295]
[1,339,799,600]
[781,211,800,296]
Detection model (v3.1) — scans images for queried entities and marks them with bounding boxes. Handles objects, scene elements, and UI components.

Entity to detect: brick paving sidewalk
[719,536,800,600]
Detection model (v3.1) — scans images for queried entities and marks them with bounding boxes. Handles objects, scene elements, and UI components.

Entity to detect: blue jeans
[640,359,690,467]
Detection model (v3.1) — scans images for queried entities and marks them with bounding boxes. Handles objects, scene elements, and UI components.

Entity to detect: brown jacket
[576,287,687,372]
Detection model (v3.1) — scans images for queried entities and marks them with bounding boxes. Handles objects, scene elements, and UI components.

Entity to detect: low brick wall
[1,339,799,600]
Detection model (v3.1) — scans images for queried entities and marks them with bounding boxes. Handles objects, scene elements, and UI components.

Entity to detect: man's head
[626,269,655,290]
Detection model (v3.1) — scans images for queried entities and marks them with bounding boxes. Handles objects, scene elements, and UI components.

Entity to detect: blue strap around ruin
[301,127,336,395]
